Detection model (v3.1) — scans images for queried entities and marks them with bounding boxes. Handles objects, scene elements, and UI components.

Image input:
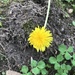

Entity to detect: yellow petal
[28,26,53,52]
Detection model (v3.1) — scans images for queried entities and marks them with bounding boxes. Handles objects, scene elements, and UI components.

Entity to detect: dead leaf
[6,70,22,75]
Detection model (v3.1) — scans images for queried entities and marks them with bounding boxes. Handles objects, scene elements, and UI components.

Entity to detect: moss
[55,0,64,8]
[0,0,10,7]
[55,0,70,18]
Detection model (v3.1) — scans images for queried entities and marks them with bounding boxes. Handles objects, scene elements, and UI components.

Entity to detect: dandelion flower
[28,26,53,52]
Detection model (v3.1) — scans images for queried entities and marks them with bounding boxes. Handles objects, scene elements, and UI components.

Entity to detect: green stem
[44,0,51,28]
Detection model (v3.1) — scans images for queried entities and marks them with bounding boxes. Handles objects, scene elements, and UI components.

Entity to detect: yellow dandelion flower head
[28,26,53,52]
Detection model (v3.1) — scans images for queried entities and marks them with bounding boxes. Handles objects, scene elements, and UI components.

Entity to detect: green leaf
[31,59,37,68]
[31,67,40,75]
[73,54,75,60]
[61,64,66,70]
[41,69,48,75]
[62,73,67,75]
[54,63,60,70]
[64,12,70,18]
[55,73,60,75]
[37,60,45,69]
[22,74,27,75]
[57,54,64,62]
[0,21,2,27]
[27,72,32,75]
[72,4,75,8]
[72,21,75,26]
[64,70,68,73]
[66,65,71,71]
[57,68,63,74]
[1,0,10,4]
[67,46,73,52]
[71,60,75,66]
[65,0,72,2]
[58,44,66,55]
[49,57,57,64]
[65,52,72,60]
[2,72,5,75]
[21,65,28,74]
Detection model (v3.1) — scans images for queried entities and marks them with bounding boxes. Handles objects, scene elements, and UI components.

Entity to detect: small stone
[68,9,73,14]
[6,70,22,75]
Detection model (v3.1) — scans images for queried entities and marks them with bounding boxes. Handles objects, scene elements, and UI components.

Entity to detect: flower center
[37,34,43,44]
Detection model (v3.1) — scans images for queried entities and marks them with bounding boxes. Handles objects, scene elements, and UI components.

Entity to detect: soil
[0,0,75,75]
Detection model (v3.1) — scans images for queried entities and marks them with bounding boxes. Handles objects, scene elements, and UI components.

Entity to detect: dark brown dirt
[0,0,75,75]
